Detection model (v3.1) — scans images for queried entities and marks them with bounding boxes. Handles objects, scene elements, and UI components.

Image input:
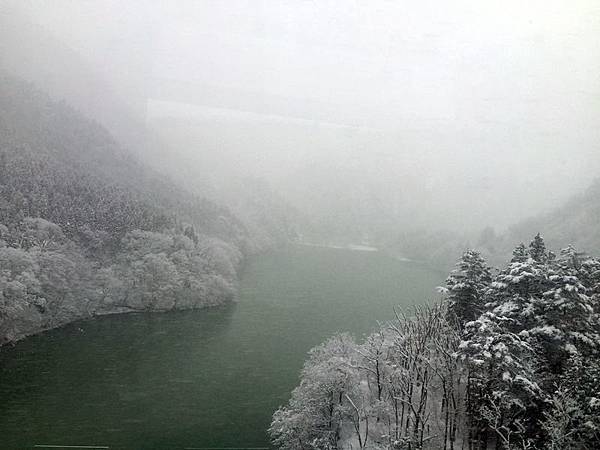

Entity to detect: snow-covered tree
[458,311,542,449]
[444,250,492,327]
[460,235,600,447]
[542,356,600,449]
[269,333,358,450]
[578,255,600,309]
[530,247,600,375]
[272,235,600,450]
[529,233,549,263]
[511,243,528,263]
[485,238,552,335]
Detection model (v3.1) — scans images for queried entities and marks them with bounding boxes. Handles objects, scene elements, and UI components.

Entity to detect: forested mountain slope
[386,178,600,271]
[0,10,303,252]
[0,75,254,344]
[0,5,148,151]
[501,179,600,257]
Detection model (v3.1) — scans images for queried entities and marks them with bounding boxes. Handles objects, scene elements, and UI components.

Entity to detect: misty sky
[5,0,600,232]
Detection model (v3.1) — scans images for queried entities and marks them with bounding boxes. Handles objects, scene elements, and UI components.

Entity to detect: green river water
[0,246,443,449]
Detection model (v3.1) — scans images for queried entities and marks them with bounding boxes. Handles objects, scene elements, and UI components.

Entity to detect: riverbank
[0,246,444,449]
[0,287,237,347]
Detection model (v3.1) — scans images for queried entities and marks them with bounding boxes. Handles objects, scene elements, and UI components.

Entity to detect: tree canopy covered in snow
[271,235,600,449]
[0,75,253,344]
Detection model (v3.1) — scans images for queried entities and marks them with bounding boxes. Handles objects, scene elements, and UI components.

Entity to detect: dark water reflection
[0,246,443,449]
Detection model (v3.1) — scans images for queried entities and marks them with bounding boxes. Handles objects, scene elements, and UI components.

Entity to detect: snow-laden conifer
[444,250,492,327]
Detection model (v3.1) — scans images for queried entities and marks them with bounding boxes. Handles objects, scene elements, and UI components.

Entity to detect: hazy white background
[3,0,599,234]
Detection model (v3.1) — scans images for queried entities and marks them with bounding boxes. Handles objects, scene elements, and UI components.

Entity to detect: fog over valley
[3,0,600,239]
[1,2,600,449]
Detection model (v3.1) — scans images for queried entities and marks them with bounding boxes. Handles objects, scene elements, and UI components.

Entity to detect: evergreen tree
[529,233,548,263]
[511,243,528,263]
[543,356,600,449]
[444,250,492,327]
[530,247,600,375]
[579,255,600,304]
[272,235,600,450]
[459,312,542,449]
[486,242,551,335]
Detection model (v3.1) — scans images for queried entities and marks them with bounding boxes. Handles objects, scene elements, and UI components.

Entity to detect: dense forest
[271,235,600,449]
[1,2,599,449]
[0,75,268,344]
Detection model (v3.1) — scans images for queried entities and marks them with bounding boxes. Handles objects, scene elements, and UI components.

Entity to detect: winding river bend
[0,246,443,449]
